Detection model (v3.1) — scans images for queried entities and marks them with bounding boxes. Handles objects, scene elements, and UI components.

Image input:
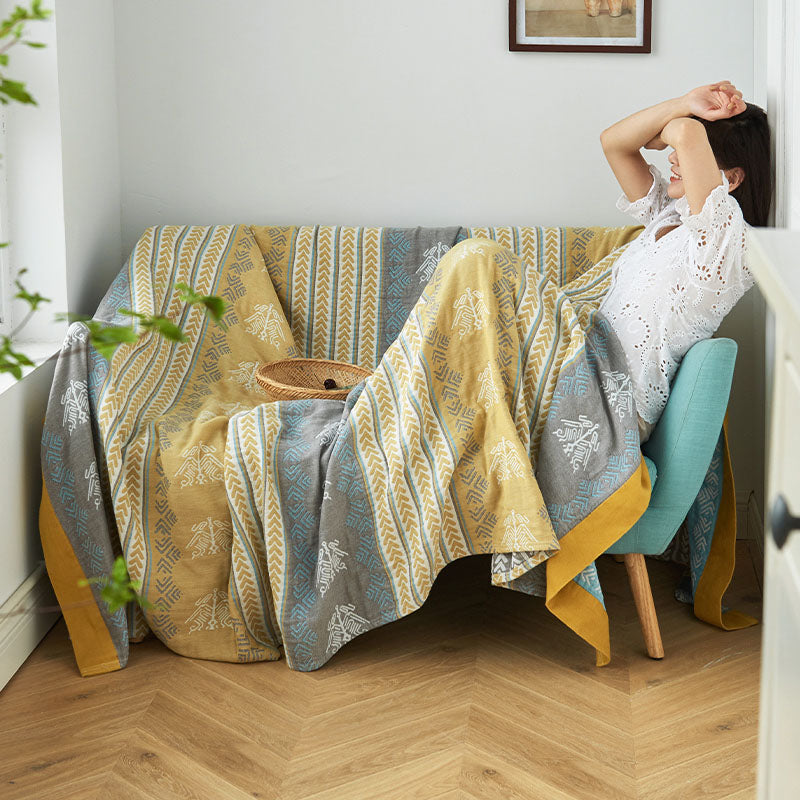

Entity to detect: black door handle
[771,494,800,549]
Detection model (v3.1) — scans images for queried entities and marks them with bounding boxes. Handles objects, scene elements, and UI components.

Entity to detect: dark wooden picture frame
[509,0,651,54]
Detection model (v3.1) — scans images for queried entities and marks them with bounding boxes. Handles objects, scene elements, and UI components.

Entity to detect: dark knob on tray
[770,494,800,550]
[323,378,338,390]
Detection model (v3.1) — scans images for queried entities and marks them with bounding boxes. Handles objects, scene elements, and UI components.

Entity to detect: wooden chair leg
[623,553,664,659]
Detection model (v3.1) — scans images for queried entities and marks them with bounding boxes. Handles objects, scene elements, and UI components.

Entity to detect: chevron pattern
[41,432,92,571]
[251,225,295,303]
[380,229,414,353]
[332,226,360,364]
[310,226,336,359]
[332,434,397,613]
[99,267,133,320]
[287,226,316,352]
[129,225,158,317]
[0,544,761,799]
[351,393,417,615]
[687,437,724,583]
[150,459,181,641]
[356,227,383,368]
[225,410,280,656]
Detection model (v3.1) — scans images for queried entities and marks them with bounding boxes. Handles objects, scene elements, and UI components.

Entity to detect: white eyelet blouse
[599,163,753,427]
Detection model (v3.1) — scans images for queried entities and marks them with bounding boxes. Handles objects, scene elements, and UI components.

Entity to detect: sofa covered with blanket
[38,224,748,677]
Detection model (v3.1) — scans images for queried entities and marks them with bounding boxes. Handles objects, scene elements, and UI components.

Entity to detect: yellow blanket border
[545,455,652,666]
[39,480,122,677]
[695,419,759,631]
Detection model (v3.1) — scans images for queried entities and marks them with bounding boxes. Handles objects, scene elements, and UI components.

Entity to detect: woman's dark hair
[695,103,772,226]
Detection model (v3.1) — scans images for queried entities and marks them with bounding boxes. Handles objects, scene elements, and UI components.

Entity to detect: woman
[598,81,771,442]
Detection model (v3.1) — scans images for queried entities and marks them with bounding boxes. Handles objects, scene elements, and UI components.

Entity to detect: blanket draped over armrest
[38,224,751,676]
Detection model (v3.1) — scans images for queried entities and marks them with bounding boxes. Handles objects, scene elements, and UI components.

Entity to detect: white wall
[113,0,765,521]
[0,0,121,612]
[56,0,123,315]
[113,0,755,253]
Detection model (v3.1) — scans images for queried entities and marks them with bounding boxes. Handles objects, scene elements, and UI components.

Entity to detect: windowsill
[0,339,62,396]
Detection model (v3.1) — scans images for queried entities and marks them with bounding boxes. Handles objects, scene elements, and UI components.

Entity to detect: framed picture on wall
[509,0,652,53]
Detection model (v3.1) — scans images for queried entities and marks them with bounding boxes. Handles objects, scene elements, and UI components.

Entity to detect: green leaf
[201,295,227,322]
[0,361,22,380]
[0,335,36,379]
[86,323,139,360]
[175,282,228,326]
[22,40,44,47]
[55,311,92,324]
[14,270,50,311]
[77,555,153,614]
[13,282,50,311]
[111,556,128,583]
[141,316,187,343]
[174,282,196,301]
[13,351,34,367]
[0,78,35,105]
[118,308,146,321]
[0,4,49,42]
[31,0,51,19]
[100,583,133,614]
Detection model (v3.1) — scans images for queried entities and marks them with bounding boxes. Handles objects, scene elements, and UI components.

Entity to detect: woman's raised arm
[600,82,745,203]
[660,117,734,216]
[600,96,691,202]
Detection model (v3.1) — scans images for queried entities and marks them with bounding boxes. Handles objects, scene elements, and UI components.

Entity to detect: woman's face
[666,148,742,199]
[666,149,685,200]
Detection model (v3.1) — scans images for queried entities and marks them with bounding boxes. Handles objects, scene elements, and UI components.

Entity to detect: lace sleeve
[677,172,754,331]
[616,164,671,225]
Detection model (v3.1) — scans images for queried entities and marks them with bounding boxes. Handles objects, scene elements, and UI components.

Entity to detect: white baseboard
[0,564,61,691]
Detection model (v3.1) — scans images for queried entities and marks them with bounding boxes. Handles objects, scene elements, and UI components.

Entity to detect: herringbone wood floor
[0,544,763,799]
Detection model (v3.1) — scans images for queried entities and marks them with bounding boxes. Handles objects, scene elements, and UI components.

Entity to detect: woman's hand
[683,81,746,121]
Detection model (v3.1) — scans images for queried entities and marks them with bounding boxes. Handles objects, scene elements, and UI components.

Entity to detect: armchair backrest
[607,338,738,555]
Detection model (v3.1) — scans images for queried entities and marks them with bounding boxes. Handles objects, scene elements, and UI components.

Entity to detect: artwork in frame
[509,0,652,54]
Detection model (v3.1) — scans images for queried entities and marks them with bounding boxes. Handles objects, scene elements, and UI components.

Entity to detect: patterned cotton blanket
[38,224,742,676]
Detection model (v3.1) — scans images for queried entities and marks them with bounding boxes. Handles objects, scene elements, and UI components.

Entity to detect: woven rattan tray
[255,358,372,401]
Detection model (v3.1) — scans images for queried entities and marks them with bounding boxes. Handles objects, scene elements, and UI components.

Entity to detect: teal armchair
[605,337,738,658]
